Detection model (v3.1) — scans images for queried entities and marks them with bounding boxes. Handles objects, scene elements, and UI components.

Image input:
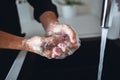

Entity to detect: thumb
[64,25,77,44]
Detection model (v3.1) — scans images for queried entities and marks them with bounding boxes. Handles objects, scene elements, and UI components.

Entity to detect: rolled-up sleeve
[27,0,58,22]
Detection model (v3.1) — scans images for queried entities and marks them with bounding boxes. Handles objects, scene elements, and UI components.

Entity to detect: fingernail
[52,53,59,59]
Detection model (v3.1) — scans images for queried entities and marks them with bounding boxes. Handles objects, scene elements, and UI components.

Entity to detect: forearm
[39,11,58,32]
[0,31,24,50]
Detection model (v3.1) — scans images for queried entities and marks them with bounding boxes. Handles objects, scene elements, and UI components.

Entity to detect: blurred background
[17,0,120,39]
[18,0,103,38]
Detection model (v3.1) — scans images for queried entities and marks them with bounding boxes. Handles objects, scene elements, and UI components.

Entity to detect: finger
[57,43,68,53]
[43,49,52,59]
[57,42,76,56]
[63,25,77,44]
[52,47,63,58]
[64,40,79,50]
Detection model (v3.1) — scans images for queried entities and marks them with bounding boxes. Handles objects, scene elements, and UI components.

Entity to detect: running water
[97,28,108,80]
[97,0,115,80]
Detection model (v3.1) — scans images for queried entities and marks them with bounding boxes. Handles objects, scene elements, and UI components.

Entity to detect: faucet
[97,0,116,80]
[101,0,115,29]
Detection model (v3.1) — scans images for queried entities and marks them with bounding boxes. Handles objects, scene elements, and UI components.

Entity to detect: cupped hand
[46,23,80,59]
[23,36,63,59]
[23,23,80,59]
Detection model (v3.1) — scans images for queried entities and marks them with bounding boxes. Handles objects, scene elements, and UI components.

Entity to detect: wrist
[22,38,28,51]
[39,11,59,33]
[45,21,58,32]
[22,36,44,54]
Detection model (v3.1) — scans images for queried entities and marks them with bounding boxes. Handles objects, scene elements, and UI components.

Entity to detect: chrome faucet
[97,0,116,80]
[101,0,115,29]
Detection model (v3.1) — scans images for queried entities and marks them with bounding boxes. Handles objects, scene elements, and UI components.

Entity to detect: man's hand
[46,23,80,59]
[39,11,80,59]
[23,36,62,59]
